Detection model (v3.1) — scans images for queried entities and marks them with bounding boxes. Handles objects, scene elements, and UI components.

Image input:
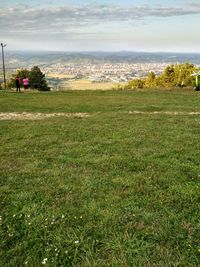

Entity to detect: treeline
[7,66,49,91]
[120,63,199,90]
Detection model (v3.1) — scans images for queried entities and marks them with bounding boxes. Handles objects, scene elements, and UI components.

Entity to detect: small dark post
[1,43,6,90]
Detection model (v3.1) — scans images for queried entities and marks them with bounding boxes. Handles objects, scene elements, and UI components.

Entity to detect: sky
[1,0,200,52]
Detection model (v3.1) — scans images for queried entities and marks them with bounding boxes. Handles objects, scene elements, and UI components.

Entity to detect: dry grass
[67,80,114,90]
[47,73,75,79]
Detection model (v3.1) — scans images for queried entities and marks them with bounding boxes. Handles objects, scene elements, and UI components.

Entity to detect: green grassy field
[0,90,200,266]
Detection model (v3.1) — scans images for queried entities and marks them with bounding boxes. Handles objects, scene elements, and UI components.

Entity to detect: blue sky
[1,0,200,52]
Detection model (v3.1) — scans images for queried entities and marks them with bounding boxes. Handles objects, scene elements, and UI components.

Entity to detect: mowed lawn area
[0,90,200,266]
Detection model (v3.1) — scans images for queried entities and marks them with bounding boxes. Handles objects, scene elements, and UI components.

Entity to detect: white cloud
[1,3,200,34]
[1,2,200,51]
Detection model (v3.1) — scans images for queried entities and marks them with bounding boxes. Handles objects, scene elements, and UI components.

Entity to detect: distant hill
[2,51,200,69]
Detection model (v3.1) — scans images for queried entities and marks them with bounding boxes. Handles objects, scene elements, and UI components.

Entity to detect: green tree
[160,64,175,88]
[174,63,195,87]
[123,62,197,90]
[29,66,49,91]
[124,79,145,89]
[154,76,163,88]
[145,72,156,88]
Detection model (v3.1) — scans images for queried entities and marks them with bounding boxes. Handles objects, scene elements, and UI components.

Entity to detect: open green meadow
[0,90,200,266]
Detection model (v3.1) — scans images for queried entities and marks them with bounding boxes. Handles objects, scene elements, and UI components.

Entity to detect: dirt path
[0,112,89,120]
[1,111,200,120]
[129,111,200,115]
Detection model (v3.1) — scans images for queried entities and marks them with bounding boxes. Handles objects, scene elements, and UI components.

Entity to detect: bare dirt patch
[129,111,200,116]
[0,112,90,120]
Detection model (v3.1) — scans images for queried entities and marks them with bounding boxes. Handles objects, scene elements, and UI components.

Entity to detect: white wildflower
[42,258,48,265]
[74,240,79,244]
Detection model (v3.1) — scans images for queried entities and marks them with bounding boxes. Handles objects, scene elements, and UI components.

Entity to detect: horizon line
[5,49,200,54]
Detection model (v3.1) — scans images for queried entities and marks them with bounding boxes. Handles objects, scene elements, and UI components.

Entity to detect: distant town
[43,62,168,83]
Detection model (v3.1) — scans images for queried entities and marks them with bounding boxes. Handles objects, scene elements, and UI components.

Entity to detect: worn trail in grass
[2,110,200,121]
[0,90,200,266]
